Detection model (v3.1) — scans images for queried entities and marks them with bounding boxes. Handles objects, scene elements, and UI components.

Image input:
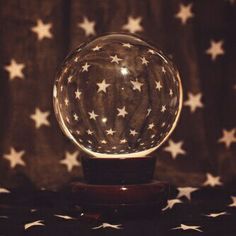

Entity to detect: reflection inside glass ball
[53,33,182,158]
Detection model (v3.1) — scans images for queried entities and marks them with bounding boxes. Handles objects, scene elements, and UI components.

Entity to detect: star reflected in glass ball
[53,33,182,158]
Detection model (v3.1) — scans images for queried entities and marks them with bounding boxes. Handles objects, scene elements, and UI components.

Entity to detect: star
[228,196,236,207]
[130,129,138,136]
[203,173,222,187]
[65,98,69,106]
[73,113,79,121]
[177,187,198,200]
[97,79,111,93]
[154,81,163,91]
[122,43,132,48]
[106,129,116,135]
[88,110,99,120]
[92,45,102,51]
[67,76,73,83]
[148,123,155,130]
[175,4,194,25]
[172,224,202,232]
[60,151,80,172]
[131,79,143,92]
[101,140,107,144]
[78,17,96,36]
[184,92,203,113]
[218,128,236,149]
[3,147,25,168]
[110,55,123,64]
[164,139,186,159]
[75,89,82,100]
[82,62,90,72]
[31,19,52,40]
[122,16,143,34]
[205,212,228,218]
[206,40,224,60]
[161,105,166,112]
[87,129,94,135]
[30,108,50,129]
[24,220,45,230]
[169,89,173,96]
[140,57,149,65]
[54,214,76,220]
[4,59,25,80]
[0,188,10,193]
[117,106,128,117]
[92,223,122,230]
[162,199,182,211]
[120,139,127,144]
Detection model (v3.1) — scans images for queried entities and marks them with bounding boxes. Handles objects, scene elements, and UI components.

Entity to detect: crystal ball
[53,33,182,158]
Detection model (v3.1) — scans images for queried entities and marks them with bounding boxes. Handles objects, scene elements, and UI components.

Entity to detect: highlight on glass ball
[53,33,182,158]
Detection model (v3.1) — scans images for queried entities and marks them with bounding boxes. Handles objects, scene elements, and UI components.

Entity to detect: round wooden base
[70,180,169,219]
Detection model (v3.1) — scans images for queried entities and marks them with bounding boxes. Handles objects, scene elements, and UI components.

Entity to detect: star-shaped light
[172,224,202,232]
[164,139,186,159]
[162,199,183,211]
[120,139,127,144]
[122,43,132,48]
[3,147,25,168]
[177,187,198,200]
[155,81,162,91]
[106,129,116,135]
[88,110,99,120]
[73,113,79,121]
[205,212,228,218]
[161,105,166,112]
[65,98,69,106]
[184,92,203,113]
[92,45,102,51]
[75,89,82,100]
[131,79,143,92]
[148,123,155,130]
[78,17,96,36]
[140,57,149,65]
[175,3,194,25]
[117,106,128,117]
[24,220,45,230]
[130,129,138,136]
[87,129,94,135]
[110,55,123,64]
[67,76,73,83]
[97,79,111,93]
[122,16,143,34]
[218,128,236,149]
[82,62,90,72]
[101,140,107,144]
[228,196,236,207]
[60,151,80,172]
[30,108,50,129]
[203,173,222,187]
[31,19,52,40]
[92,223,122,230]
[206,40,225,60]
[4,59,25,80]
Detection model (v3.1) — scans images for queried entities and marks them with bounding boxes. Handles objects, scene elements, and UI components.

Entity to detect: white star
[92,223,122,230]
[106,129,116,135]
[4,59,25,80]
[161,105,166,112]
[54,214,76,220]
[82,62,90,72]
[75,89,82,100]
[130,129,138,136]
[164,139,186,159]
[177,187,198,200]
[169,89,173,96]
[117,106,128,117]
[148,123,155,130]
[218,128,236,149]
[120,139,127,144]
[24,220,45,230]
[172,224,202,232]
[228,196,236,207]
[205,212,228,218]
[122,16,143,34]
[65,98,69,106]
[92,45,102,51]
[162,199,182,211]
[122,43,132,48]
[60,151,80,172]
[131,79,143,92]
[73,113,79,121]
[3,147,25,168]
[67,76,73,83]
[97,79,111,93]
[110,55,123,64]
[88,110,99,120]
[155,81,162,91]
[184,92,203,113]
[0,188,10,194]
[206,40,224,60]
[87,129,94,135]
[31,19,52,40]
[78,17,96,36]
[30,108,50,129]
[140,57,149,65]
[175,4,194,25]
[203,173,222,187]
[101,140,107,144]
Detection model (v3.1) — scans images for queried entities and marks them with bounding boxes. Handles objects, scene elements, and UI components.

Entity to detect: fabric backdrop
[0,0,235,190]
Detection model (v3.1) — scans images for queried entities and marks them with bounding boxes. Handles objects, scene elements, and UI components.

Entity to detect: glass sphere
[53,33,182,158]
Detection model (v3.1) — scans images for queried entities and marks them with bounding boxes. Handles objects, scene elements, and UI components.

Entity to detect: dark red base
[70,180,169,219]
